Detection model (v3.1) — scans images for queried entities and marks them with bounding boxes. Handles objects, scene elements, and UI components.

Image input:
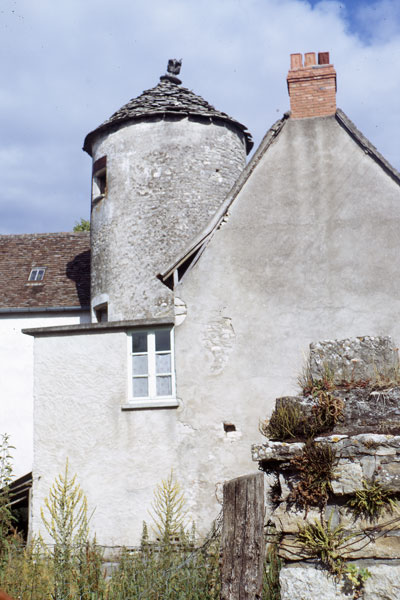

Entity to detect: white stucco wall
[32,328,216,546]
[175,115,400,467]
[0,311,89,478]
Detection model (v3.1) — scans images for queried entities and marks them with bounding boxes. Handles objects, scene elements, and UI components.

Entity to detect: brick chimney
[287,52,337,119]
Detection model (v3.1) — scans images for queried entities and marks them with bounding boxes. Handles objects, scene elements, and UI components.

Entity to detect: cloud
[0,0,399,233]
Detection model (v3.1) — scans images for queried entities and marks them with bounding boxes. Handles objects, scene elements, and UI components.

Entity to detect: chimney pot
[318,52,330,65]
[304,52,316,66]
[290,53,303,69]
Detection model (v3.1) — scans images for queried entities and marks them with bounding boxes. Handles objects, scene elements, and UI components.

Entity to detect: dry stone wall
[253,336,400,600]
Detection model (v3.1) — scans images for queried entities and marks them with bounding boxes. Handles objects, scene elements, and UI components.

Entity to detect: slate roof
[83,77,253,155]
[0,232,90,311]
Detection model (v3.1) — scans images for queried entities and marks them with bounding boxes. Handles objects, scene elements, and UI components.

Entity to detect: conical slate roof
[83,73,253,155]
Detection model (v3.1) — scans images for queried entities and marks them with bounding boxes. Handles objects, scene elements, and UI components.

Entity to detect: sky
[1,0,400,234]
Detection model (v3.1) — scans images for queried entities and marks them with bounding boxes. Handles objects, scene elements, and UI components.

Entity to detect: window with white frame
[28,267,46,281]
[129,328,175,400]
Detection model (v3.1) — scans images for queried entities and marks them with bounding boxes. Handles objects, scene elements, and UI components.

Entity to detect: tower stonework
[84,61,252,322]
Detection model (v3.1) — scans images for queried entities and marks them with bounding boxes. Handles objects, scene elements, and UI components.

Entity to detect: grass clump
[259,401,309,441]
[263,540,281,600]
[289,441,336,511]
[260,393,344,442]
[299,363,336,396]
[312,391,344,434]
[347,479,398,521]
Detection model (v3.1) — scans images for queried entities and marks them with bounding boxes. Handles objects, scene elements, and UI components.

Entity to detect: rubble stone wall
[253,337,400,600]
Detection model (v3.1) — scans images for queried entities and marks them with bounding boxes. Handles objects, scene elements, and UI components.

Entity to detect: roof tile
[0,232,90,310]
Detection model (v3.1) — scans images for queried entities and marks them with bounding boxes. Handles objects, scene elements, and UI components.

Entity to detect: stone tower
[83,60,253,322]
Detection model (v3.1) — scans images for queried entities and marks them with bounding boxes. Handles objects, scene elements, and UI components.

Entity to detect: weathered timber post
[220,472,265,600]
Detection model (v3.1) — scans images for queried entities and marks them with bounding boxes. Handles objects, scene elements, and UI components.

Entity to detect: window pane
[155,330,171,352]
[156,376,172,396]
[133,377,148,397]
[133,355,148,375]
[156,353,171,374]
[132,332,147,353]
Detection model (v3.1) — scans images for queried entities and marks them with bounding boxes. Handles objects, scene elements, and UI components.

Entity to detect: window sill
[121,398,179,411]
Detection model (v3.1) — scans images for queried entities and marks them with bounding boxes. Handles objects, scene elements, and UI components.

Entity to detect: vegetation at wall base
[0,461,222,599]
[263,530,282,600]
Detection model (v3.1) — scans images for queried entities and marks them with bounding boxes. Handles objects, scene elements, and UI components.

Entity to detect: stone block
[269,504,321,532]
[280,562,400,600]
[363,563,400,599]
[251,440,304,463]
[280,565,353,600]
[331,459,364,495]
[309,336,399,385]
[333,389,400,436]
[376,460,400,491]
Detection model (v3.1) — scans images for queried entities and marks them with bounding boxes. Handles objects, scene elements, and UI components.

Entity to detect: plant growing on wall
[344,563,371,599]
[263,526,282,600]
[298,362,336,396]
[289,440,336,512]
[347,479,398,521]
[296,514,352,577]
[260,392,344,442]
[259,401,308,441]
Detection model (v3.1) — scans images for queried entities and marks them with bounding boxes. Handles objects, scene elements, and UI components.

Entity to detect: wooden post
[220,472,265,600]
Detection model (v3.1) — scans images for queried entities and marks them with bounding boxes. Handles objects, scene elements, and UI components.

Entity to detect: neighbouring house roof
[158,109,400,286]
[83,76,253,155]
[0,232,90,311]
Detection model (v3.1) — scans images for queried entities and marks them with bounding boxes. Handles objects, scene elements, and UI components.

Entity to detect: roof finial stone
[160,58,182,85]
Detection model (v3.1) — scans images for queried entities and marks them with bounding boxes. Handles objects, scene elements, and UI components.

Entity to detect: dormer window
[92,156,107,204]
[28,267,46,282]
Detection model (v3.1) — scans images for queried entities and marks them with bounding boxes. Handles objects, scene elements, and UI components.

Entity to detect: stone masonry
[253,337,400,600]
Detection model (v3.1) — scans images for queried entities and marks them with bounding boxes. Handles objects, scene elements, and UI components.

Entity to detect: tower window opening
[92,156,107,204]
[95,303,108,323]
